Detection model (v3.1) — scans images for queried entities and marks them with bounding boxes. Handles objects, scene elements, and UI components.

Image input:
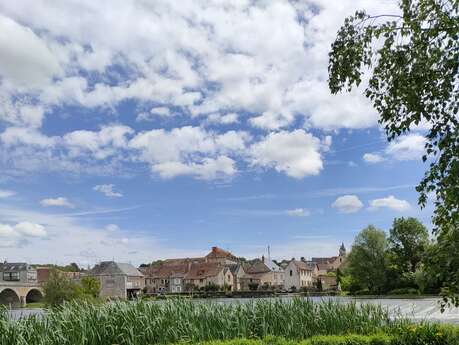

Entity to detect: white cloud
[0,1,403,181]
[369,195,411,212]
[363,153,385,163]
[0,15,61,87]
[14,221,47,237]
[331,195,363,214]
[0,221,47,247]
[286,208,310,217]
[130,126,249,180]
[0,204,202,264]
[1,127,56,147]
[136,107,171,122]
[93,184,123,198]
[0,0,398,132]
[250,129,324,178]
[152,156,236,180]
[40,197,74,208]
[63,125,133,160]
[105,224,120,232]
[0,189,15,198]
[385,134,426,161]
[206,113,239,125]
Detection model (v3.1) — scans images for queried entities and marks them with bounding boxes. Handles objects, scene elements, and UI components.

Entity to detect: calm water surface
[7,296,459,324]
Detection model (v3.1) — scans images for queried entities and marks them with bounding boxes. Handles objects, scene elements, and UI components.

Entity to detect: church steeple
[339,243,346,257]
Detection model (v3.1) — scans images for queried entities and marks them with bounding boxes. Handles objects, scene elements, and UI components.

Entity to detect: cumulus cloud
[0,1,403,181]
[369,195,411,212]
[363,153,385,164]
[331,195,363,214]
[286,208,310,217]
[0,0,397,131]
[250,130,325,178]
[385,134,426,161]
[63,125,133,160]
[93,184,123,198]
[40,197,74,208]
[0,221,47,247]
[0,15,61,87]
[129,126,249,180]
[136,107,171,122]
[0,189,15,198]
[206,113,239,125]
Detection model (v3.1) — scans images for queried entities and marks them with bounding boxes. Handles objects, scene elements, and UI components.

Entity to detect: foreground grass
[0,298,400,345]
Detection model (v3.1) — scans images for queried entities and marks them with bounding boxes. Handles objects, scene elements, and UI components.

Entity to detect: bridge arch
[25,288,43,304]
[0,288,21,308]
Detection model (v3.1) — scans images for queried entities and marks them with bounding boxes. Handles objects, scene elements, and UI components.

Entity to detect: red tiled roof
[184,262,225,280]
[311,257,338,264]
[206,246,238,260]
[145,264,189,279]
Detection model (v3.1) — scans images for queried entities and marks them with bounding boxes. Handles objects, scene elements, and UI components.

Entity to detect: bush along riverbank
[1,299,458,345]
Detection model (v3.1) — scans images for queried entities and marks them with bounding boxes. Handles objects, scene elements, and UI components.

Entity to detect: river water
[7,296,459,324]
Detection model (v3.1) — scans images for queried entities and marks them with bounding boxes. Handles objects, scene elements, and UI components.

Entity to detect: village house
[0,262,37,284]
[143,246,239,292]
[142,263,189,293]
[317,274,340,291]
[284,260,316,291]
[0,262,43,307]
[184,262,234,290]
[243,256,284,289]
[227,263,246,291]
[311,243,347,275]
[205,246,239,265]
[89,261,144,299]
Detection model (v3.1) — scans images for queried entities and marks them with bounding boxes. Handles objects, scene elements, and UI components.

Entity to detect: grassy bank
[0,298,398,345]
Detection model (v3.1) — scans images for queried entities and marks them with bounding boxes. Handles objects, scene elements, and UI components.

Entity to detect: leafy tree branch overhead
[328,0,458,304]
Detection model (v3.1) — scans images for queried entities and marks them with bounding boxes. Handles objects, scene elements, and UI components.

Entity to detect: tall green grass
[0,299,402,345]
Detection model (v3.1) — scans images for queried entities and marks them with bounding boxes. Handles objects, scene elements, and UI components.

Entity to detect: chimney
[262,255,265,263]
[212,246,217,253]
[300,257,305,262]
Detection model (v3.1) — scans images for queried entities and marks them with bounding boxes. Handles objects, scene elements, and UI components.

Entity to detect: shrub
[81,276,101,298]
[306,334,392,345]
[43,269,83,306]
[393,324,459,345]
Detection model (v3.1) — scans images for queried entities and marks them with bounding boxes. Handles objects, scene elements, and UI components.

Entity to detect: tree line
[342,217,455,300]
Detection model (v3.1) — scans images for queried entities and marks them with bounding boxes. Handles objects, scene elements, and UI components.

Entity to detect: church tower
[339,243,346,257]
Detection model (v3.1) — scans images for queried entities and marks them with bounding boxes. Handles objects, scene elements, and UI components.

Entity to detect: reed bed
[0,298,402,345]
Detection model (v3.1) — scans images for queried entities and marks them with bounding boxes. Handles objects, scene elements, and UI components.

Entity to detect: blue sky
[0,0,433,266]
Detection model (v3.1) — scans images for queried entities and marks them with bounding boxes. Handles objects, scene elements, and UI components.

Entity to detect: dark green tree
[328,0,458,304]
[388,217,429,273]
[43,269,82,306]
[81,276,101,298]
[347,225,388,294]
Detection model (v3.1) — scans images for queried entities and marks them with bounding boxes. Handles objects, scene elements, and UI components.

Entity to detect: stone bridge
[0,283,44,308]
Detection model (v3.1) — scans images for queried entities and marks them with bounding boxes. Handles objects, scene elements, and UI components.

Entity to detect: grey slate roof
[0,262,30,272]
[90,261,144,277]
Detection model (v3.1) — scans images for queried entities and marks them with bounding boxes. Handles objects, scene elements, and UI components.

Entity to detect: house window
[3,272,20,281]
[289,270,292,276]
[27,271,37,282]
